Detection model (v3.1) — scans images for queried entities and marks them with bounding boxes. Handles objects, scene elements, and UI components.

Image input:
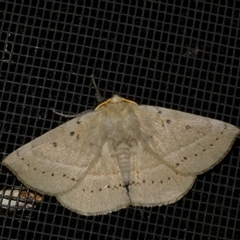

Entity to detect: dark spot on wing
[21,158,24,160]
[76,121,81,125]
[181,157,188,162]
[166,119,171,124]
[70,131,75,136]
[53,142,57,147]
[186,125,191,130]
[51,173,54,176]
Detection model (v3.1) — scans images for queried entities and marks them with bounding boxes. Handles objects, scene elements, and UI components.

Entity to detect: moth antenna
[91,75,103,103]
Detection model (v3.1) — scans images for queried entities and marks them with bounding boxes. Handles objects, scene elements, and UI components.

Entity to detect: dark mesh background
[0,1,240,239]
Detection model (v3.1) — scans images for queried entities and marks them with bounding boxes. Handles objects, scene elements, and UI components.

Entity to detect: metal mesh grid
[0,1,239,239]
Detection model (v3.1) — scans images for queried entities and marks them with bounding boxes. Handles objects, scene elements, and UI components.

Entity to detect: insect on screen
[0,1,239,240]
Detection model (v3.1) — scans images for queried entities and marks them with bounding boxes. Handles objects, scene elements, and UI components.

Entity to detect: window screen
[0,1,239,239]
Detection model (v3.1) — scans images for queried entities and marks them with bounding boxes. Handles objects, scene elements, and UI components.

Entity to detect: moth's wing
[136,105,240,175]
[2,111,125,198]
[129,143,196,206]
[128,105,239,206]
[57,144,130,216]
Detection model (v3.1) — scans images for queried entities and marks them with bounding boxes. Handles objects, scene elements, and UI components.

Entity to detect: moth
[2,95,239,215]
